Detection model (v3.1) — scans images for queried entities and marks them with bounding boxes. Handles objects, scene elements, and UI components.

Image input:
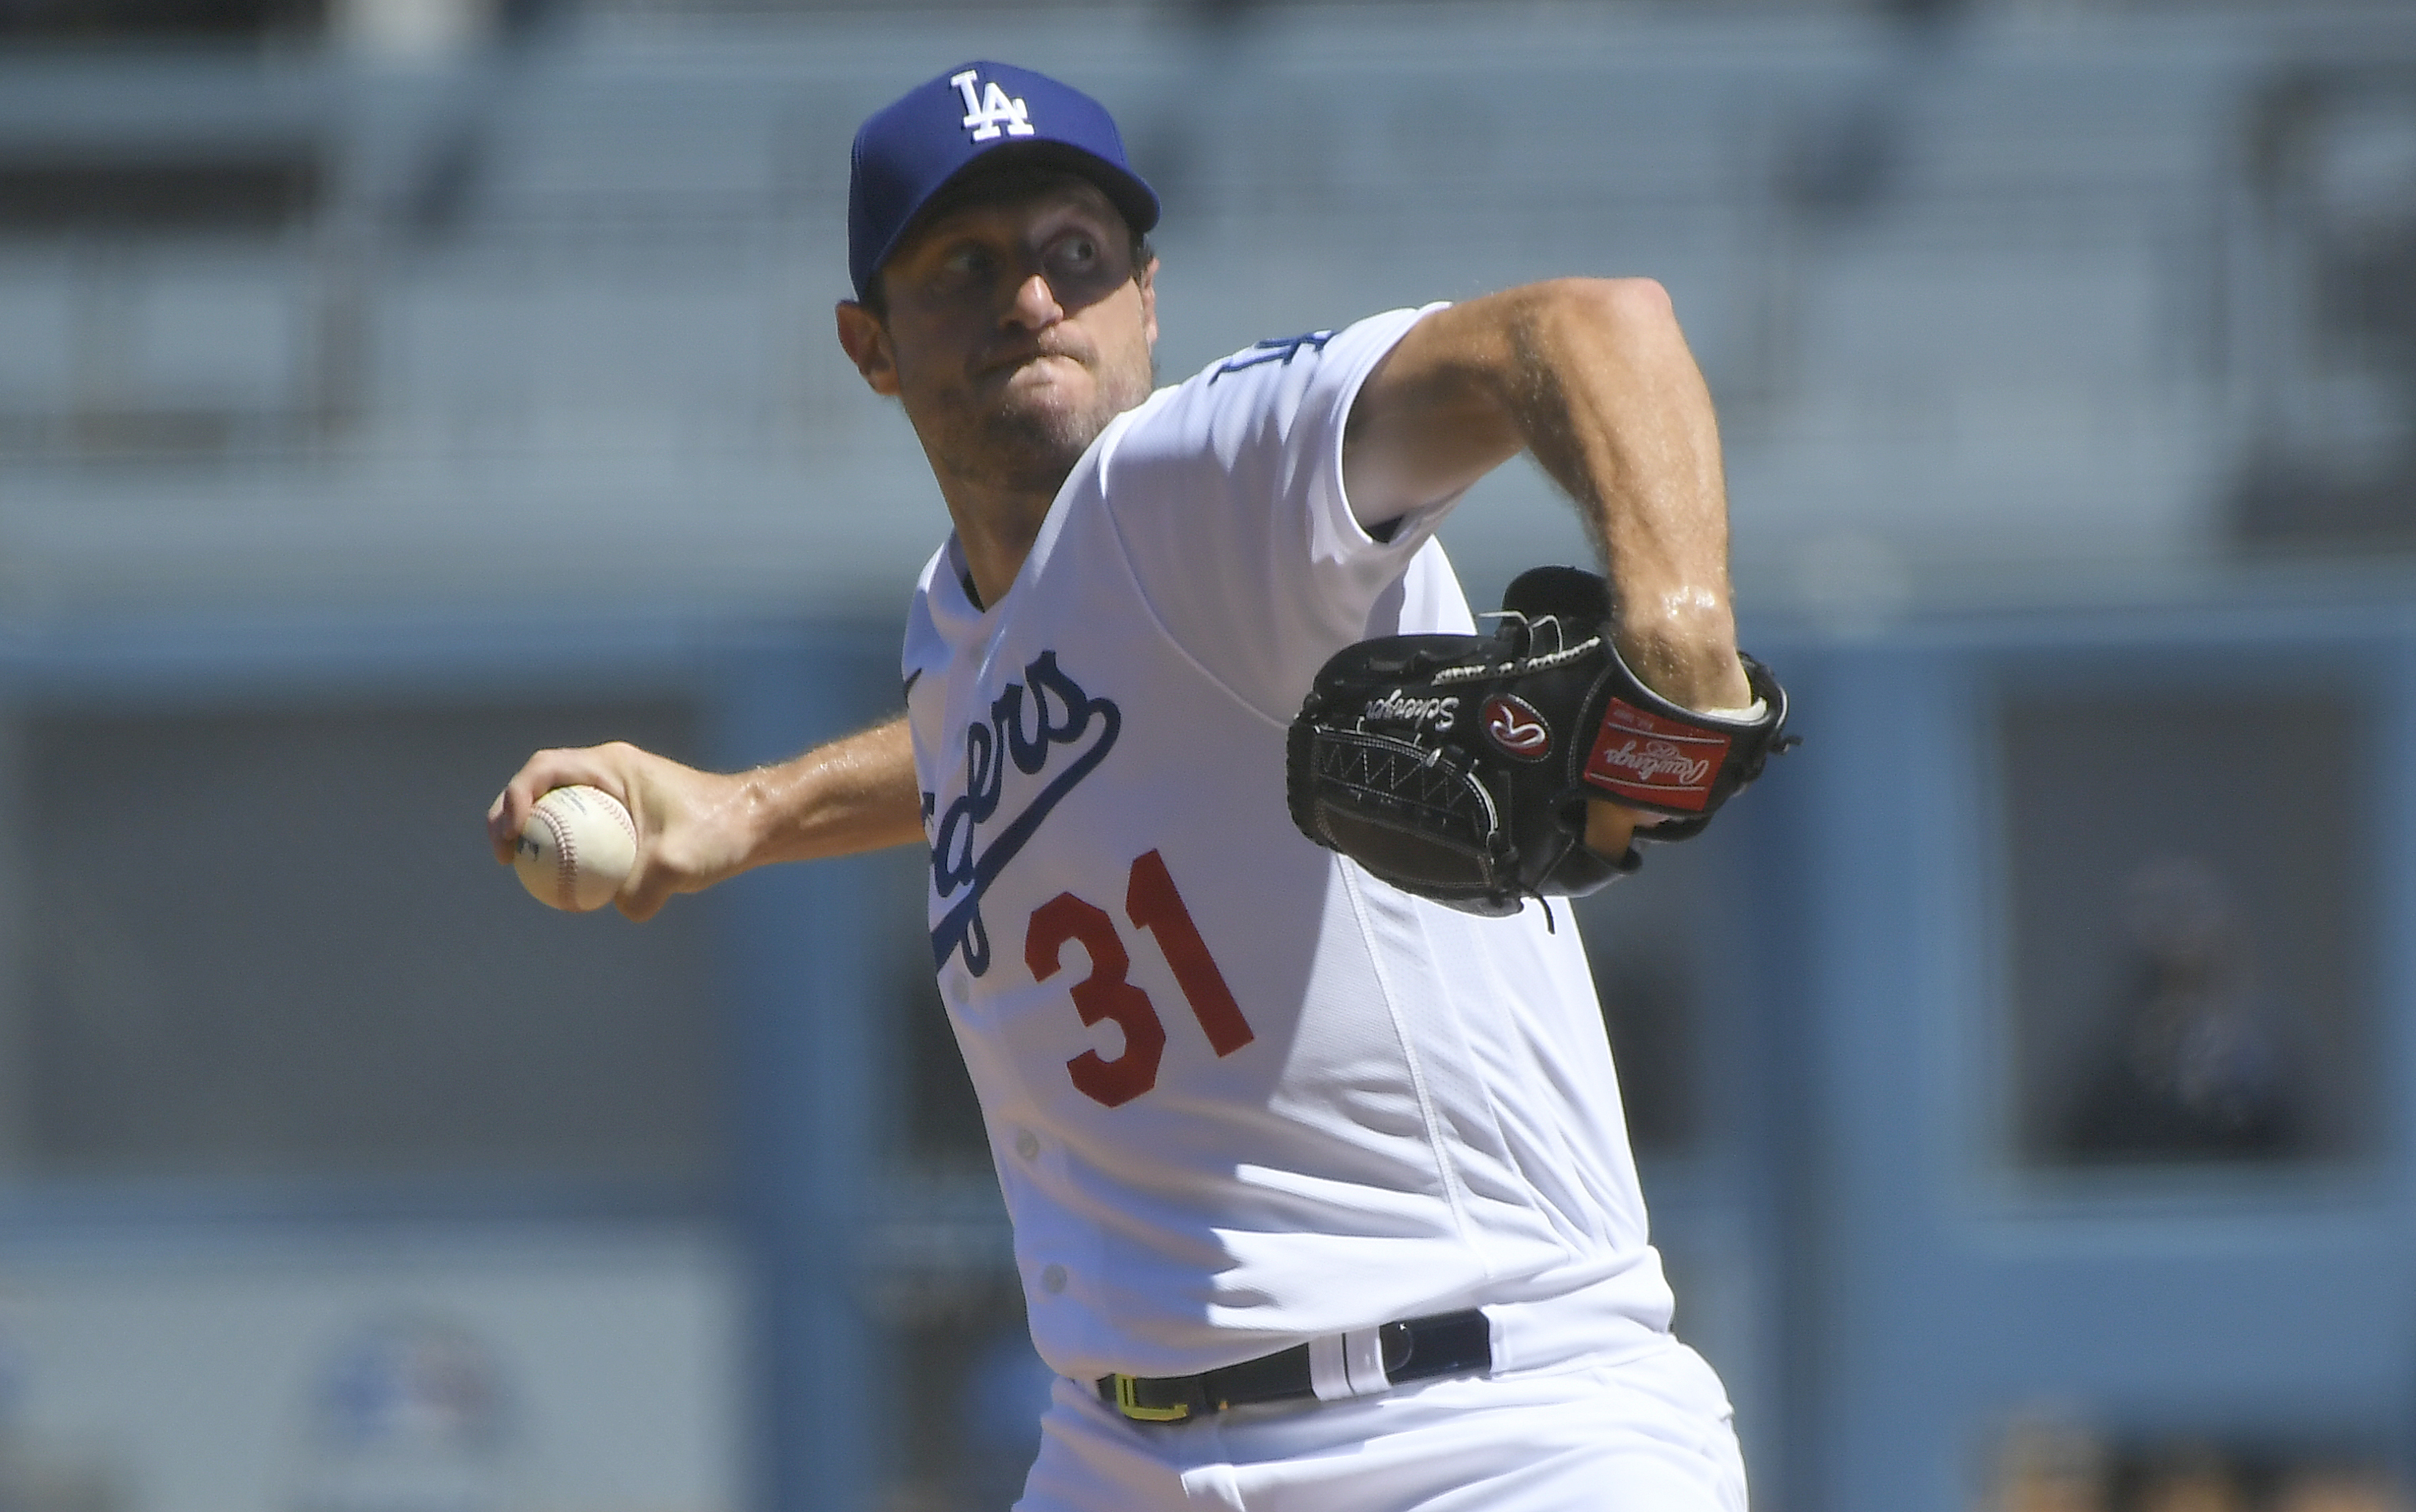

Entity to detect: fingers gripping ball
[514,785,638,912]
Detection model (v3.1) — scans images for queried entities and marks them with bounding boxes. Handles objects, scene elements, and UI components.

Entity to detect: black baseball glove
[1285,566,1794,916]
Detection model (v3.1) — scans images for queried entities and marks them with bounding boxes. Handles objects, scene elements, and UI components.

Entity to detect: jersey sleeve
[1094,304,1472,723]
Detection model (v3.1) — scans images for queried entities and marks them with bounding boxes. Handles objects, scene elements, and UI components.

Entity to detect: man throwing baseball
[491,60,1773,1511]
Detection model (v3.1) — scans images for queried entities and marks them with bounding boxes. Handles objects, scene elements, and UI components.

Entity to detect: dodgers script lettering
[930,651,1120,977]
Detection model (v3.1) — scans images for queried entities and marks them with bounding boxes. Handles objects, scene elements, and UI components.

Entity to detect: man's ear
[1137,256,1159,350]
[835,300,899,395]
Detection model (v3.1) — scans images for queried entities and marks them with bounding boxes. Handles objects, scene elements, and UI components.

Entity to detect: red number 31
[1024,849,1255,1108]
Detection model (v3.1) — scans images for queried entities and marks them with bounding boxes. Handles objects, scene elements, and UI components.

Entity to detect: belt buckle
[1111,1375,1194,1423]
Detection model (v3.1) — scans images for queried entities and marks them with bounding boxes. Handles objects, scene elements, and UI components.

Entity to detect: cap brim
[866,140,1160,294]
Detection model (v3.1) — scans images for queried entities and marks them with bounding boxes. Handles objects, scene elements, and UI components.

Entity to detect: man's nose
[1004,270,1064,329]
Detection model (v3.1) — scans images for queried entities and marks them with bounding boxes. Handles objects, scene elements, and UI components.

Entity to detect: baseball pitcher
[491,60,1789,1512]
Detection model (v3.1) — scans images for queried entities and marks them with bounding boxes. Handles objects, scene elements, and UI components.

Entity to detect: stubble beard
[936,347,1155,498]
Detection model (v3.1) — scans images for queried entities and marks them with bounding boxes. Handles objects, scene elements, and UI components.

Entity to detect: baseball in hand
[514,785,638,912]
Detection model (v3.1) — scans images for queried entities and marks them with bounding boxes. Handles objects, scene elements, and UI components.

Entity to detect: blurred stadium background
[0,0,2412,1509]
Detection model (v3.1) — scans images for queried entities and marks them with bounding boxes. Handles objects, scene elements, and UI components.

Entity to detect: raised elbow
[1536,276,1679,342]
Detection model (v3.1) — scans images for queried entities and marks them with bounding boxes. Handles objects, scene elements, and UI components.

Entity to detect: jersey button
[1014,1129,1040,1161]
[1041,1264,1068,1295]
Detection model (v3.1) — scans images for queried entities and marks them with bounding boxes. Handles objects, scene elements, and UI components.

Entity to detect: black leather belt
[1095,1308,1492,1423]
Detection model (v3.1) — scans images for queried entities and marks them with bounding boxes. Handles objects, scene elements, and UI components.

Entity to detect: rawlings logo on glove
[1484,696,1553,758]
[1285,566,1794,916]
[1584,703,1731,810]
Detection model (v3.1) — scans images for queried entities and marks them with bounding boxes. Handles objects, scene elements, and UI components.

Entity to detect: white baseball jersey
[902,305,1675,1385]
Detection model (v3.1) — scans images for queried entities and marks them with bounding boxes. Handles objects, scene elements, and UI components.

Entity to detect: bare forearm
[1347,279,1754,712]
[741,715,924,867]
[1497,280,1750,712]
[1341,276,1758,862]
[488,715,922,920]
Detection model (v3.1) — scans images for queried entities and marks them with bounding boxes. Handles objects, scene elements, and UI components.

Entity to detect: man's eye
[1057,236,1099,268]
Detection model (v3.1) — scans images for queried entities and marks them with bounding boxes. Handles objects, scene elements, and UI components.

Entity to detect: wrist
[1611,632,1754,712]
[1610,589,1749,712]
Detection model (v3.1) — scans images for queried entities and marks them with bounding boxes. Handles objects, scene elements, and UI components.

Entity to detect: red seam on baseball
[551,803,580,909]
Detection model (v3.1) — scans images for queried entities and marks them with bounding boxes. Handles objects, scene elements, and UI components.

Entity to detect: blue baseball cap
[848,61,1161,301]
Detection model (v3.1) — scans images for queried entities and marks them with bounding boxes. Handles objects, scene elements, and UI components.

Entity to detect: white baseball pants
[1015,1335,1747,1512]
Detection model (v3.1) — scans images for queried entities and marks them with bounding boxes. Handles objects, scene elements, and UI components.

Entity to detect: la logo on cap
[951,69,1035,143]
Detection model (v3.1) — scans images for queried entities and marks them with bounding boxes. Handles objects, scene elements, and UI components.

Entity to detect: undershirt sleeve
[1096,304,1471,723]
